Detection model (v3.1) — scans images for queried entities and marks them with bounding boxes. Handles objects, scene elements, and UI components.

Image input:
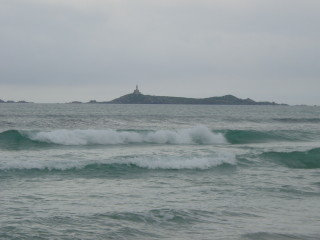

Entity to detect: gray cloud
[0,0,319,104]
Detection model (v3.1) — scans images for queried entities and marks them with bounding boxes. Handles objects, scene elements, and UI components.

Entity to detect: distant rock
[0,99,32,103]
[108,88,282,105]
[65,86,285,105]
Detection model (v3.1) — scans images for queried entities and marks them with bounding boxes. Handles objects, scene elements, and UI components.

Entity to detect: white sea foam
[0,151,236,170]
[121,152,236,169]
[23,126,226,145]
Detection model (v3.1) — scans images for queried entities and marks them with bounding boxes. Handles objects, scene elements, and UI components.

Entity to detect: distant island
[0,99,32,104]
[70,86,284,105]
[0,86,285,105]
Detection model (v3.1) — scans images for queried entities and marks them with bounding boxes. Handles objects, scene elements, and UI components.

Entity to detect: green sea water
[0,104,319,240]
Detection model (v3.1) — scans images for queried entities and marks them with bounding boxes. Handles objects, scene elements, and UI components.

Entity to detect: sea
[0,103,319,240]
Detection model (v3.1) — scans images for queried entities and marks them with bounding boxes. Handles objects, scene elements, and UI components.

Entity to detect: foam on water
[1,104,320,239]
[122,153,236,170]
[23,126,226,145]
[0,152,236,171]
[1,127,317,149]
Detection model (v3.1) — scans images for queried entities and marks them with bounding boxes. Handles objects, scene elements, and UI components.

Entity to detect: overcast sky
[0,0,319,104]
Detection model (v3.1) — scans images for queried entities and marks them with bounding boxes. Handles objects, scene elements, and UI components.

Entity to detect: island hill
[0,99,31,104]
[76,86,281,105]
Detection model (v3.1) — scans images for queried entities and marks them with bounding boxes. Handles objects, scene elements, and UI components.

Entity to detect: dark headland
[82,86,285,105]
[0,99,32,104]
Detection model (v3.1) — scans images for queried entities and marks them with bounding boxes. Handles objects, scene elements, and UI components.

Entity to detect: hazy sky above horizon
[0,0,319,104]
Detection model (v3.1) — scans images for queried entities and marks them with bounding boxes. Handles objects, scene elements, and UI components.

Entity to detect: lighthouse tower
[133,85,141,94]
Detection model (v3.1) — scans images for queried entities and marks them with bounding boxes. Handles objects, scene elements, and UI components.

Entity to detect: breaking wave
[0,127,317,150]
[261,148,320,169]
[223,129,313,144]
[0,126,226,148]
[0,153,236,172]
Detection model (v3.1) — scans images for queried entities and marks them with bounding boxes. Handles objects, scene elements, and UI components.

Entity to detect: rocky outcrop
[108,93,280,105]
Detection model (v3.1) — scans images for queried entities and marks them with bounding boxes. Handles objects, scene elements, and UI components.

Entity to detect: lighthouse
[133,85,141,94]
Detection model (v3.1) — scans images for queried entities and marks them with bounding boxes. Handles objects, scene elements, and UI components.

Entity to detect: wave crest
[0,152,236,171]
[224,129,312,144]
[261,148,320,169]
[0,126,226,147]
[100,209,214,225]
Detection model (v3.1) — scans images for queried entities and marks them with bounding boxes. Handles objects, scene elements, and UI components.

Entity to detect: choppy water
[1,104,320,240]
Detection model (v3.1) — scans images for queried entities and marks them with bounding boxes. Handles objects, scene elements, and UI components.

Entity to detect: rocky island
[103,86,281,105]
[0,99,32,103]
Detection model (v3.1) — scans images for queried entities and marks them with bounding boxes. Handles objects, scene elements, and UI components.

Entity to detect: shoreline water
[1,104,319,240]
